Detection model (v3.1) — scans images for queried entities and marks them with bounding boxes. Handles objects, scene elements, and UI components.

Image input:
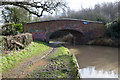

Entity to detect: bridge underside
[47,29,86,44]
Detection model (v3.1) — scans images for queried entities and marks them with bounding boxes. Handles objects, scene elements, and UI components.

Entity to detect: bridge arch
[47,29,86,44]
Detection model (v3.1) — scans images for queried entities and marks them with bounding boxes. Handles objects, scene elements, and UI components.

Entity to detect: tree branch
[0,0,66,17]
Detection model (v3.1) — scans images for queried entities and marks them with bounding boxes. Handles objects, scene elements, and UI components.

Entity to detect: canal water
[67,45,118,78]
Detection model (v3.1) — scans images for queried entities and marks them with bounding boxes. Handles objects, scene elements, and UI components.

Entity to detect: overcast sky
[67,0,118,10]
[0,0,118,26]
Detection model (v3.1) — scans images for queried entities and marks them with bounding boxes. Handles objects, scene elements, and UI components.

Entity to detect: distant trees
[32,15,58,22]
[60,1,119,23]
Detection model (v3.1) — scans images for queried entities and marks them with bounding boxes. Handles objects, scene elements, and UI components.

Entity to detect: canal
[50,41,119,78]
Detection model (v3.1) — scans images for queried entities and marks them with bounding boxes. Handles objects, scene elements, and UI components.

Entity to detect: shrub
[2,23,23,36]
[105,18,120,38]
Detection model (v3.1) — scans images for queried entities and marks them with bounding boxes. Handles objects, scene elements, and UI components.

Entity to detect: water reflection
[67,45,118,78]
[79,66,118,78]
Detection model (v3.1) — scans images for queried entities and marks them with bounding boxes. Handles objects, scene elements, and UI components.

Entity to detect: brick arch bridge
[23,19,105,43]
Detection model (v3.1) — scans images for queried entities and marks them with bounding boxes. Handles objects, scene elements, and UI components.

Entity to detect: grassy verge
[26,45,79,78]
[1,41,50,72]
[0,36,2,79]
[0,56,1,80]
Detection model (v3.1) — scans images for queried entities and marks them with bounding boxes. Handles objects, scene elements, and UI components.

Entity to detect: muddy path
[19,59,48,78]
[2,46,57,78]
[19,46,58,78]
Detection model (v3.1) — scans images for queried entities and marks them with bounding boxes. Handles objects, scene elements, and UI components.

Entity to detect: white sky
[67,0,118,10]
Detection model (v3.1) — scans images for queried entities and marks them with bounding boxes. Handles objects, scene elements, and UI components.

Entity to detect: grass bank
[26,45,79,79]
[1,41,50,73]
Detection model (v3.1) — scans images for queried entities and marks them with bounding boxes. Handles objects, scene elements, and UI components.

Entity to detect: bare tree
[0,0,67,17]
[60,1,119,23]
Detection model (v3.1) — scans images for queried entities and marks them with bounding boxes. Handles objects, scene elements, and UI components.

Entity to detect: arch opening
[49,29,85,45]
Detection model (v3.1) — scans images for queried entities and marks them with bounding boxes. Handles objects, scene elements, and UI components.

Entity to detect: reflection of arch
[47,29,85,44]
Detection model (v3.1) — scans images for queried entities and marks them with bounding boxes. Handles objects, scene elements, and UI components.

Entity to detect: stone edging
[72,53,81,78]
